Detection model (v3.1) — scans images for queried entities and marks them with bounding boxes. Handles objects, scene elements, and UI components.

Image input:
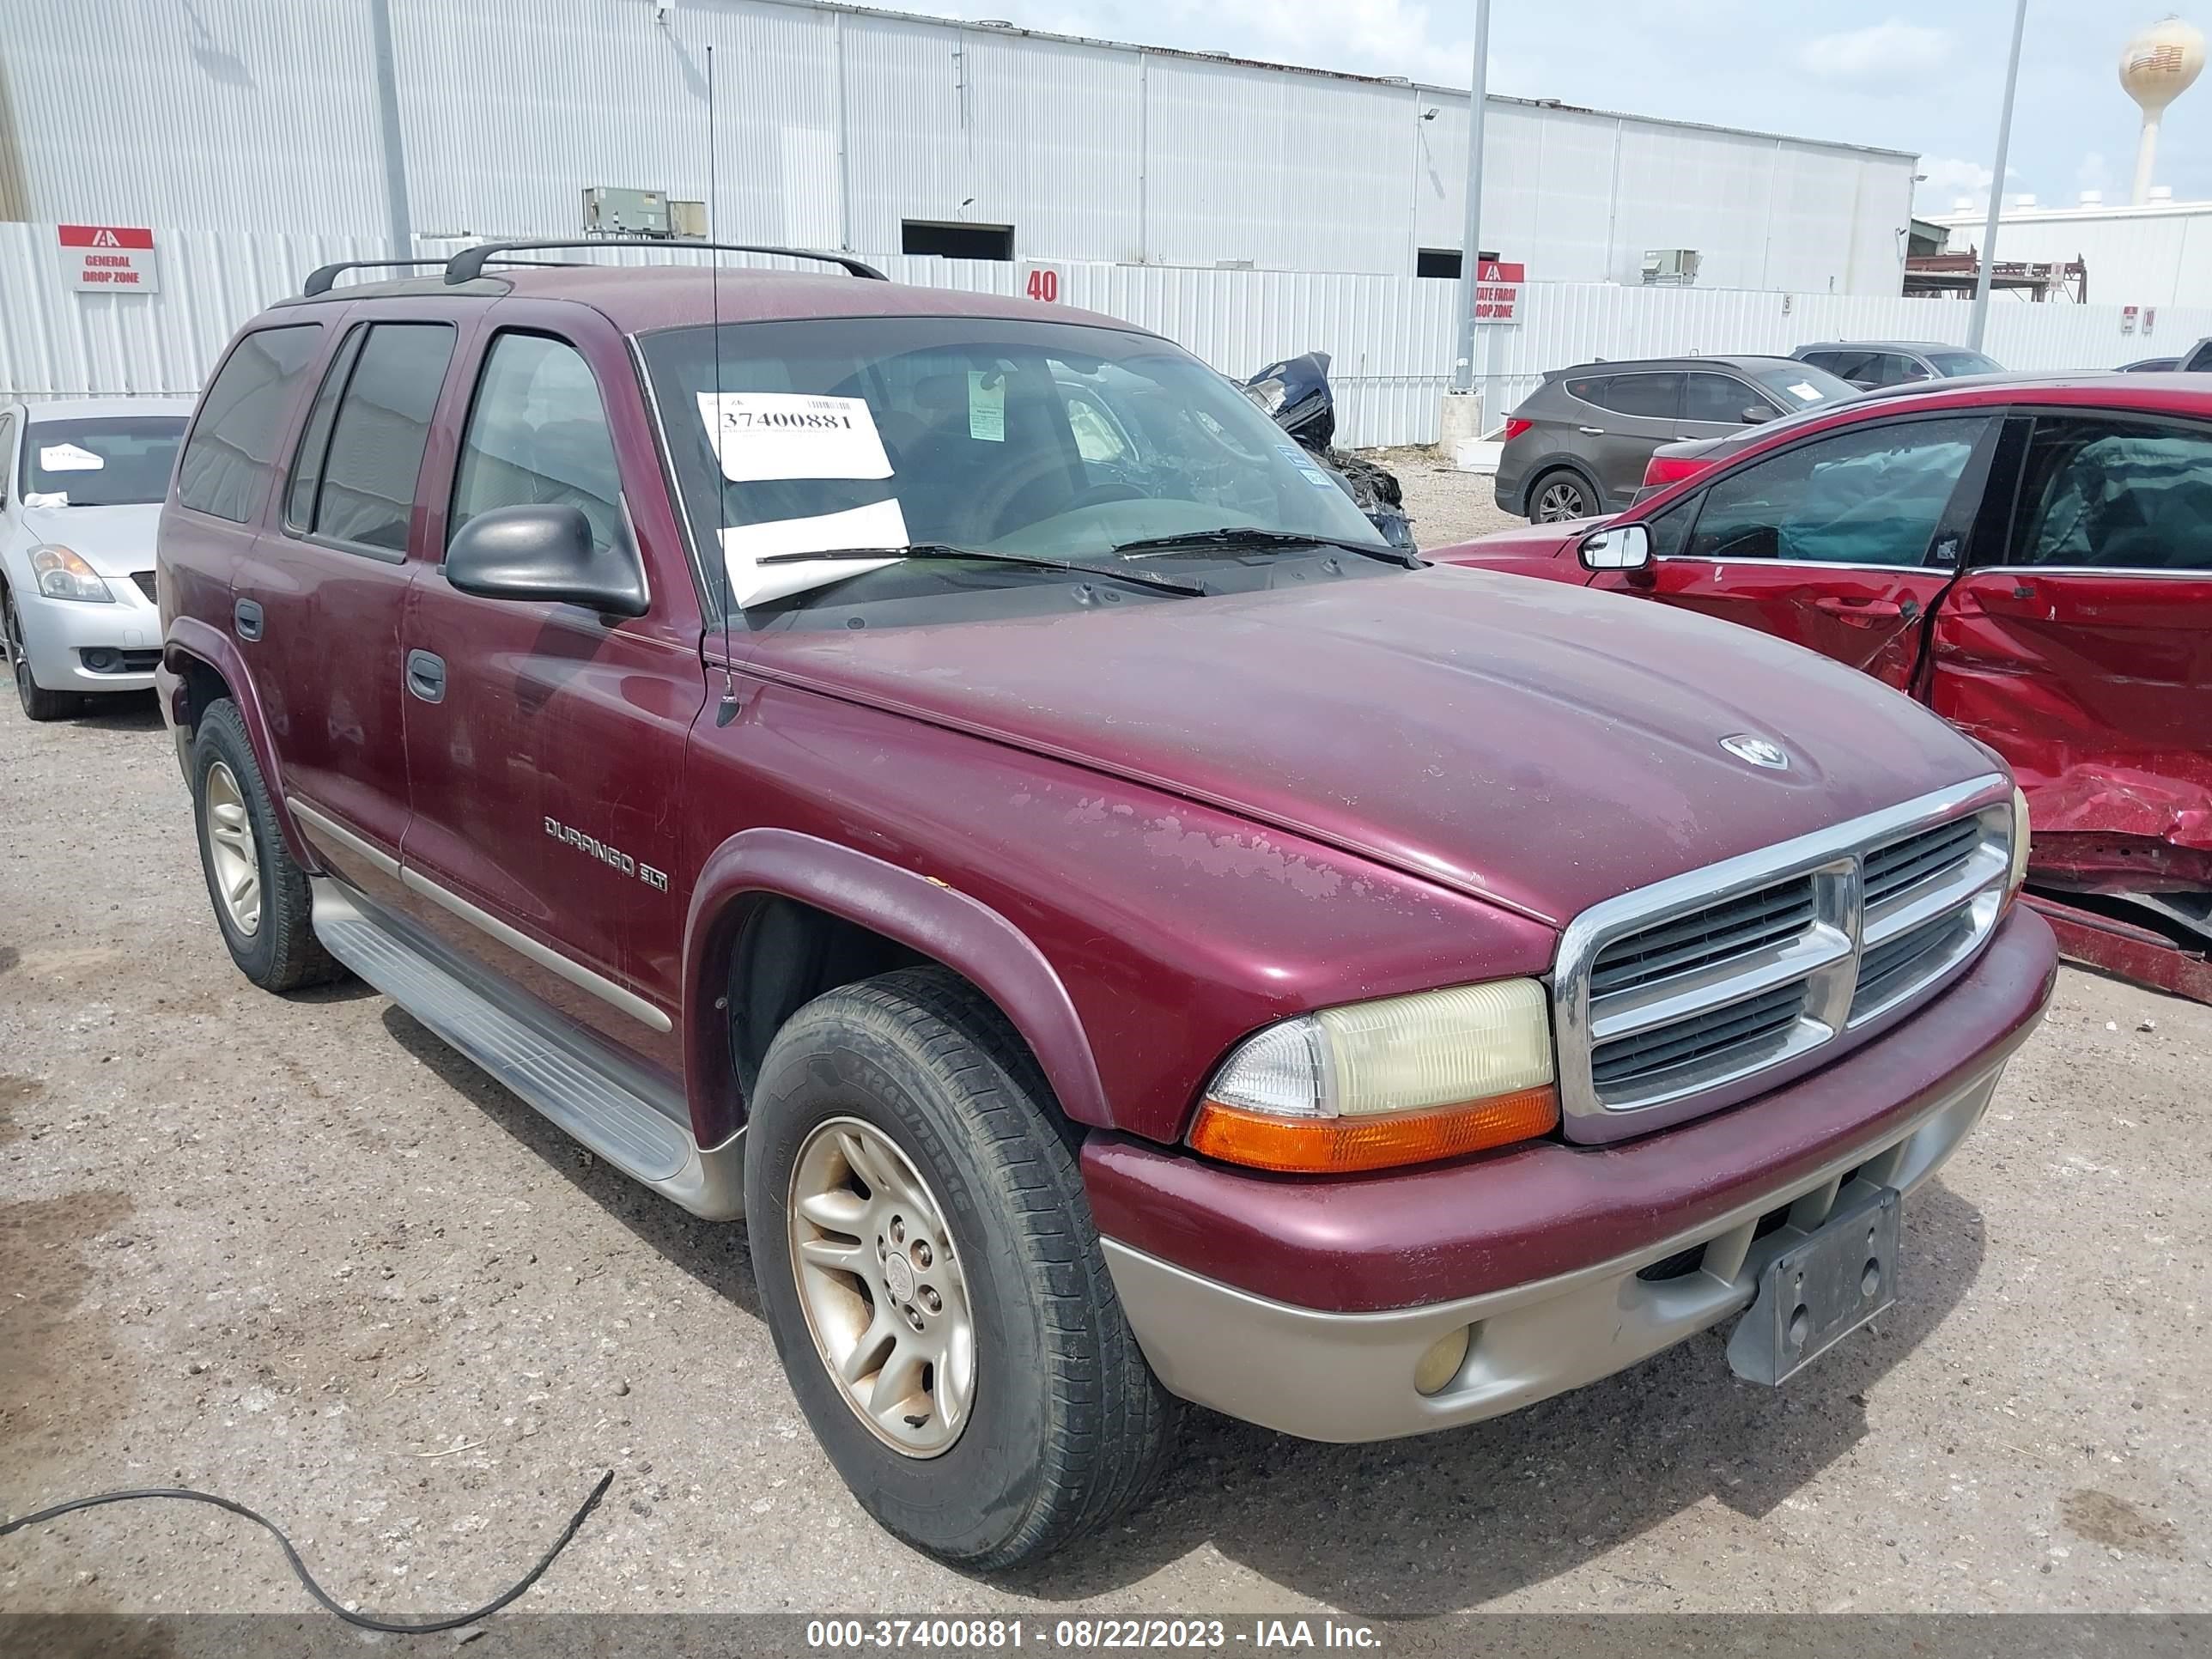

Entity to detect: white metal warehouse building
[1932,197,2212,312]
[1,0,1917,295]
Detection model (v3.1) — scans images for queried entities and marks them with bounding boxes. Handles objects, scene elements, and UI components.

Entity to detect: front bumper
[1091,904,2056,1443]
[14,580,160,692]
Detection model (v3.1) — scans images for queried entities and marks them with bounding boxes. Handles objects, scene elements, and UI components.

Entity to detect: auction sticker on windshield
[720,498,908,606]
[699,392,893,483]
[39,443,106,471]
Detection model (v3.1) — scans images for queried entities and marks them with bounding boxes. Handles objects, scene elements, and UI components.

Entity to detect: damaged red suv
[157,243,2054,1567]
[1442,374,2212,999]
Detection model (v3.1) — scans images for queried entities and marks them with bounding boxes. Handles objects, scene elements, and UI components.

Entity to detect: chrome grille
[1588,875,1817,999]
[1553,779,2014,1144]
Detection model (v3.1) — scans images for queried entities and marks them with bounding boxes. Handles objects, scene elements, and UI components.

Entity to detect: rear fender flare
[162,617,318,869]
[681,828,1111,1147]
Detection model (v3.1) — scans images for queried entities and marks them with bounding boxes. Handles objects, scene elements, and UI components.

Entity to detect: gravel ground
[3,688,2209,1625]
[1369,447,1525,550]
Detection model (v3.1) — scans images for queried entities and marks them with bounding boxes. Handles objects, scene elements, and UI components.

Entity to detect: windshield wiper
[755,543,1208,597]
[1110,526,1419,568]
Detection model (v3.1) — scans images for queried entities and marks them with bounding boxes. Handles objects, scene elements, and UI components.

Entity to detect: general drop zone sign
[59,225,159,293]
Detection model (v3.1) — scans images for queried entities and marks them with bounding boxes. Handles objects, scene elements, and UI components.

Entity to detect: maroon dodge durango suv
[155,241,2057,1568]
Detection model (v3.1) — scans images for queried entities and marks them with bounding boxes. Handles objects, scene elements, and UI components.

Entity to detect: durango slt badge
[1720,733,1790,771]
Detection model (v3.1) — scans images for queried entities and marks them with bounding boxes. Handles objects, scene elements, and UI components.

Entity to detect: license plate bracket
[1727,1182,1900,1386]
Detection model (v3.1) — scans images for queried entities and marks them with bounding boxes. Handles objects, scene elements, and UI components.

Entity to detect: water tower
[2123,15,2205,204]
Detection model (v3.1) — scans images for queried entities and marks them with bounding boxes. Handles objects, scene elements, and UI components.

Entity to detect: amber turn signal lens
[1188,1085,1560,1175]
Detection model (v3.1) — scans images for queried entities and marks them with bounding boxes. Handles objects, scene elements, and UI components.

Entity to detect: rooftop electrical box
[582,186,672,238]
[1641,248,1702,286]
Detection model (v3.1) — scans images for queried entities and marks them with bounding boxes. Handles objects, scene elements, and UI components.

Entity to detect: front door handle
[405,649,447,703]
[233,598,264,641]
[1578,425,1607,436]
[1813,596,1905,626]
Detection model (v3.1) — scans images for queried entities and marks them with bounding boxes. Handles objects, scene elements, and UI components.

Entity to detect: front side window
[1869,354,1932,386]
[641,315,1389,626]
[1683,373,1763,424]
[1684,416,1990,566]
[177,325,320,522]
[2009,416,2212,571]
[450,333,626,554]
[294,322,455,554]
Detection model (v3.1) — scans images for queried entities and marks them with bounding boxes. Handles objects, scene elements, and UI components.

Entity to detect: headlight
[31,544,114,604]
[2008,786,2031,895]
[1188,979,1559,1173]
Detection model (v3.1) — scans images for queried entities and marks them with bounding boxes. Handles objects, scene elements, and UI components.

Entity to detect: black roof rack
[301,255,586,296]
[302,258,449,296]
[441,238,888,285]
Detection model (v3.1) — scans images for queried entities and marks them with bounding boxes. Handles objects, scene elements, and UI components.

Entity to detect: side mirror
[1578,523,1651,572]
[1741,404,1775,424]
[445,503,647,617]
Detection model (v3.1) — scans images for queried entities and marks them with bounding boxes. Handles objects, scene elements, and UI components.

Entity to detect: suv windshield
[1744,361,1855,408]
[21,416,186,507]
[640,315,1389,624]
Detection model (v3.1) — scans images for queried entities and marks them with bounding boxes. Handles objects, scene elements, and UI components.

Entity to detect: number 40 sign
[1020,264,1064,304]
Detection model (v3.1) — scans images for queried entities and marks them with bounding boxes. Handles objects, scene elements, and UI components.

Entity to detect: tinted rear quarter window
[176,325,321,522]
[294,322,456,554]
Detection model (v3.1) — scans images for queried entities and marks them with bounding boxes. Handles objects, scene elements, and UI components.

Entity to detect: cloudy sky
[921,1,2209,216]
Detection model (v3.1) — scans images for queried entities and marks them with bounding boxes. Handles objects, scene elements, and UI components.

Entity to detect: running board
[310,878,744,1218]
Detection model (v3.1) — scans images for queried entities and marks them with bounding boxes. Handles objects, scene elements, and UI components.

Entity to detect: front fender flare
[681,828,1111,1147]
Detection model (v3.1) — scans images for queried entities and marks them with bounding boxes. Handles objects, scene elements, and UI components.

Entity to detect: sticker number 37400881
[697,392,893,483]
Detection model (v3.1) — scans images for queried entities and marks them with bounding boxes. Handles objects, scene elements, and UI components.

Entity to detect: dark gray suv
[1790,340,2002,390]
[1495,356,1854,522]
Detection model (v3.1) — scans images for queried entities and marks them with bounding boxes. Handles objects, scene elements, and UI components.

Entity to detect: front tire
[191,699,343,992]
[1528,468,1598,523]
[745,966,1176,1569]
[5,589,83,722]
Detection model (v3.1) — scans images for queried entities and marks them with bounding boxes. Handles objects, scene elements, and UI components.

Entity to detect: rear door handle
[233,598,264,641]
[1578,426,1607,436]
[405,649,447,703]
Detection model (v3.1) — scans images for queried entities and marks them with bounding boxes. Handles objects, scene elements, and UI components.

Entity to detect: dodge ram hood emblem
[1720,733,1790,770]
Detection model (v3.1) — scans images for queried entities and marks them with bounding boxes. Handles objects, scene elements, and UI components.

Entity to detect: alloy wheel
[787,1115,976,1457]
[1535,480,1590,522]
[203,760,263,936]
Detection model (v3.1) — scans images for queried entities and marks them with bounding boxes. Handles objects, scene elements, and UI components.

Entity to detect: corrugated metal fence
[6,223,2209,447]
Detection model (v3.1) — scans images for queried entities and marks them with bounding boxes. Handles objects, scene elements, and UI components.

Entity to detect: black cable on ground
[0,1470,614,1634]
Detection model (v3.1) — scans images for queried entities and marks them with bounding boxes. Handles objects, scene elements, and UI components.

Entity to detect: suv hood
[750,567,1995,926]
[16,503,163,578]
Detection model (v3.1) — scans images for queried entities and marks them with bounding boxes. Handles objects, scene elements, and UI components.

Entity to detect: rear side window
[289,322,455,555]
[1869,354,1932,386]
[176,325,320,522]
[2009,417,2212,571]
[449,332,626,554]
[1592,373,1681,420]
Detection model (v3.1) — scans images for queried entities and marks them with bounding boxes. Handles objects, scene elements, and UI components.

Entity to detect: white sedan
[2,398,194,720]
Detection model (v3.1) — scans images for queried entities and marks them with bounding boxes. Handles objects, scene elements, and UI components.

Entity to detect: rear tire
[191,699,343,992]
[744,966,1176,1569]
[1528,468,1598,523]
[5,590,83,722]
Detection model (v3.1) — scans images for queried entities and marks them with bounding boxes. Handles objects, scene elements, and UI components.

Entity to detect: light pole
[1449,0,1494,396]
[1968,0,2028,354]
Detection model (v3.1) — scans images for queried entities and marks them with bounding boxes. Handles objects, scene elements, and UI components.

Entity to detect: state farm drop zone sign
[58,225,161,293]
